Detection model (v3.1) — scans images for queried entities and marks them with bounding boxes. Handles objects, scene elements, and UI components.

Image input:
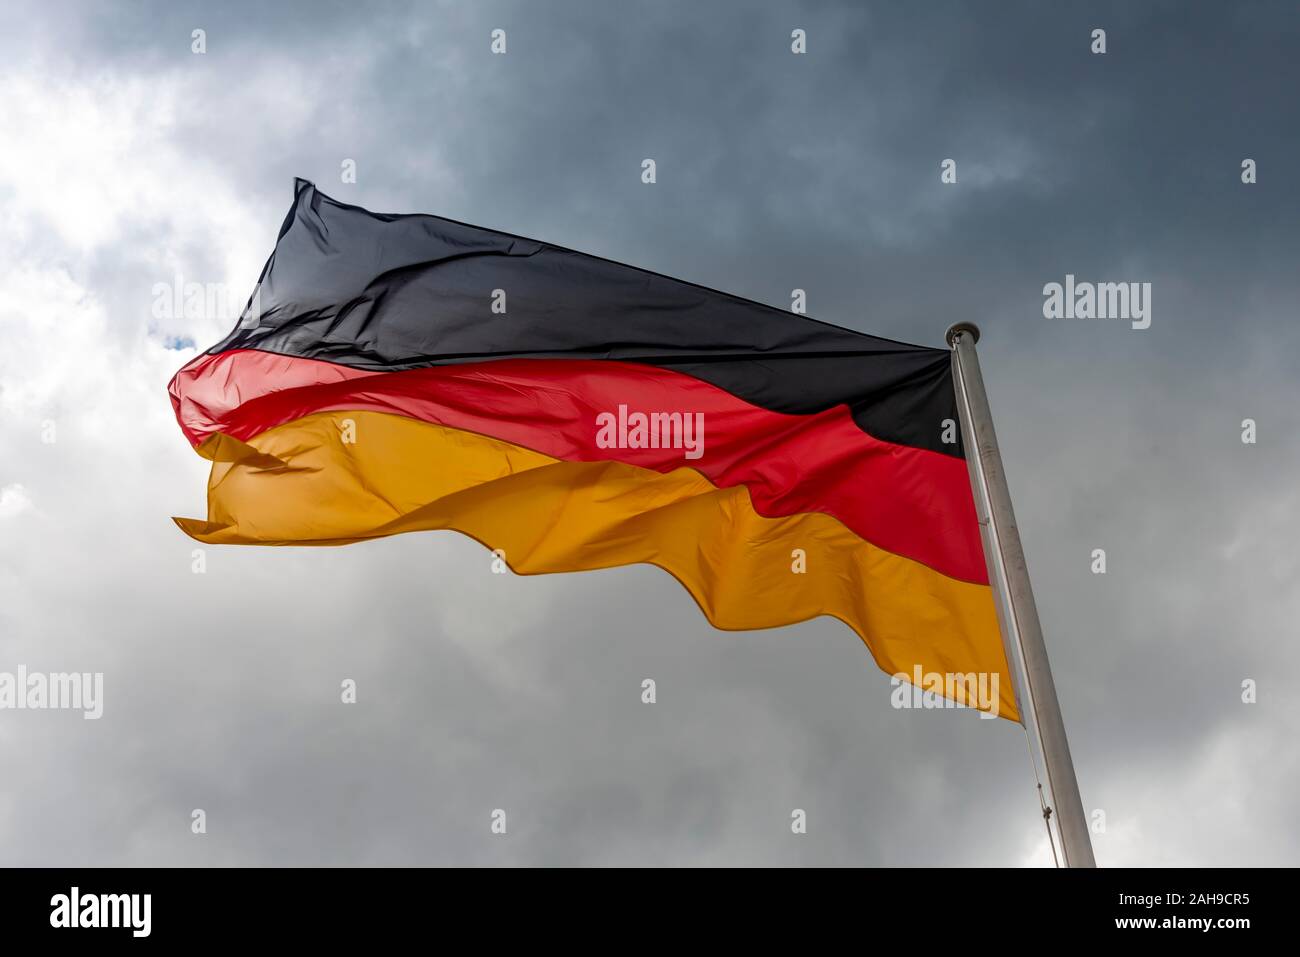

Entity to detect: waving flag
[170,180,1014,718]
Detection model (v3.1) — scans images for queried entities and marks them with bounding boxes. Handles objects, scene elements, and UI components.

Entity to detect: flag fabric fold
[169,179,1015,719]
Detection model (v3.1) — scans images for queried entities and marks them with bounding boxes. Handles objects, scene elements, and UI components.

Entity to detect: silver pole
[945,322,1096,868]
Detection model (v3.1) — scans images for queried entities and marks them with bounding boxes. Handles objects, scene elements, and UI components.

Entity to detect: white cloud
[0,483,32,519]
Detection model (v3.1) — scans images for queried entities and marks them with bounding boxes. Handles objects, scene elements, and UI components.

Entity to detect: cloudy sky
[1,0,1297,866]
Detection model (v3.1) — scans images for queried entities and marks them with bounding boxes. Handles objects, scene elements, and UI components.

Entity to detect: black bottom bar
[0,866,1277,942]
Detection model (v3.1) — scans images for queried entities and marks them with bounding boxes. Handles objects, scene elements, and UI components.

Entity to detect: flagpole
[945,322,1096,868]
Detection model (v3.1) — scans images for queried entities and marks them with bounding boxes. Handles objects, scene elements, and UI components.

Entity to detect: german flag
[170,180,1014,719]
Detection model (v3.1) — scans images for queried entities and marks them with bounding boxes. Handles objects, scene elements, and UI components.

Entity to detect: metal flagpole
[945,322,1096,868]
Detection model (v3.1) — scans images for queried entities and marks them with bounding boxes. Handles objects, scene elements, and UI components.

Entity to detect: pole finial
[945,322,981,347]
